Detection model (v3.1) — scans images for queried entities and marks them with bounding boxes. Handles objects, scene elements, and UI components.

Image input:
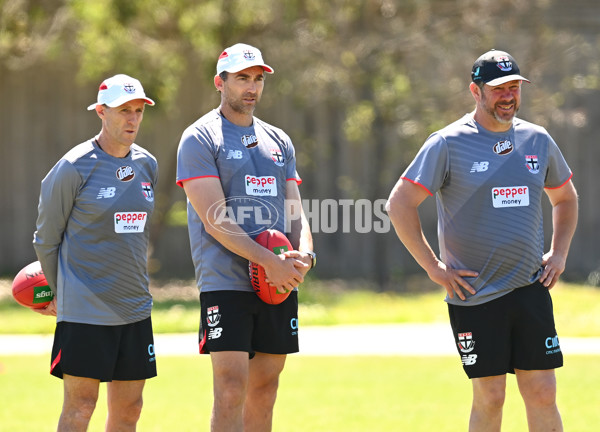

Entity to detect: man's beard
[225,93,259,116]
[487,103,519,124]
[482,93,519,124]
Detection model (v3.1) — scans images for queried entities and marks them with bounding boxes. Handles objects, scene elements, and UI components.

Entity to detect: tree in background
[2,0,599,285]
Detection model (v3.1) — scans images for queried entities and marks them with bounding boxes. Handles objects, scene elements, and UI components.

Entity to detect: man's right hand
[32,297,57,316]
[262,253,307,293]
[428,261,478,301]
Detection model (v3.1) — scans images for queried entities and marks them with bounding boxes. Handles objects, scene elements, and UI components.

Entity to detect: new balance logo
[208,328,223,340]
[97,187,116,199]
[226,150,243,160]
[470,161,489,173]
[461,354,478,366]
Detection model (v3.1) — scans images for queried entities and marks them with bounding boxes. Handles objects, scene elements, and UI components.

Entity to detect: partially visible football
[249,229,294,305]
[11,261,54,309]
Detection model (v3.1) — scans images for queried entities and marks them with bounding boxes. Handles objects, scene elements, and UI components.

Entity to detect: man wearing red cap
[387,50,578,431]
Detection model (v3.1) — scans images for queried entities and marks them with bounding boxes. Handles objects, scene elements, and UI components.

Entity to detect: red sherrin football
[249,229,294,305]
[11,261,54,309]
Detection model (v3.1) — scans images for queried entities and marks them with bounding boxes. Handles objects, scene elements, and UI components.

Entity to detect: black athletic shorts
[50,317,157,382]
[199,290,299,358]
[448,281,563,379]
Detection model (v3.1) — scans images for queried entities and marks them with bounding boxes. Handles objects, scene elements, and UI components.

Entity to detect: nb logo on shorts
[461,354,478,366]
[208,328,223,340]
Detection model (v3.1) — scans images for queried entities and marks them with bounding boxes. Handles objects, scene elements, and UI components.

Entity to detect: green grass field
[1,279,599,431]
[1,354,599,431]
[1,280,599,336]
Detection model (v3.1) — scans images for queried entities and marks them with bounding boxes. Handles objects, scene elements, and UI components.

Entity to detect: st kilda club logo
[270,149,284,167]
[496,56,513,72]
[526,155,540,174]
[123,83,136,94]
[207,306,221,327]
[457,332,475,353]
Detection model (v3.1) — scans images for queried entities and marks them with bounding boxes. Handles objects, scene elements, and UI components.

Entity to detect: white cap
[216,43,274,75]
[87,74,155,111]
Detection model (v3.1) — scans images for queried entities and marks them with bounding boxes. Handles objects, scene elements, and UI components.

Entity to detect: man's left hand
[540,250,567,289]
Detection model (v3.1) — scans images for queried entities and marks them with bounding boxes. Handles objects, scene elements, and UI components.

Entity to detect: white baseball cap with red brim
[87,74,155,110]
[216,43,274,75]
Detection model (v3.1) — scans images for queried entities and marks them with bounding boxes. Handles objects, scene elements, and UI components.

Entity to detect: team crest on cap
[243,50,255,61]
[525,155,540,174]
[270,149,284,167]
[496,56,513,72]
[123,83,136,94]
[141,182,154,202]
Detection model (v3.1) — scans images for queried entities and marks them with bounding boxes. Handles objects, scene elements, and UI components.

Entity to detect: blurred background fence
[1,0,599,289]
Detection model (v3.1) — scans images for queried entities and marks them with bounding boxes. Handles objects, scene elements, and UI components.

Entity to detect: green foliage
[2,0,600,283]
[343,101,376,143]
[69,0,187,105]
[2,0,599,140]
[3,0,599,199]
[164,200,188,227]
[0,0,68,69]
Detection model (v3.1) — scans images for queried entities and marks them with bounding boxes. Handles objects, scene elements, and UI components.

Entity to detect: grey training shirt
[176,109,300,293]
[401,114,572,306]
[33,139,158,325]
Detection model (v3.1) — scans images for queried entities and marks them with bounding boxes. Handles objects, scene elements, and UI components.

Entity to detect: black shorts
[199,290,299,358]
[50,317,157,382]
[448,281,563,379]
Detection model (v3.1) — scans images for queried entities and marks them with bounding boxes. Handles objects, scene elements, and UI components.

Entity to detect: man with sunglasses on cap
[387,50,578,431]
[33,74,158,431]
[176,43,314,431]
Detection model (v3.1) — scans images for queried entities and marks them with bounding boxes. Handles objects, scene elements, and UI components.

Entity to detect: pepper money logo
[245,175,277,196]
[206,196,280,236]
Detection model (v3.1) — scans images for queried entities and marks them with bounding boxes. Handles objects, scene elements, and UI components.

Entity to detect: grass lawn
[0,354,598,431]
[1,279,598,430]
[0,280,599,336]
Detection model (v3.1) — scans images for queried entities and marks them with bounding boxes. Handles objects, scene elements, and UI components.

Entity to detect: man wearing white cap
[33,74,158,431]
[177,43,315,431]
[387,50,578,431]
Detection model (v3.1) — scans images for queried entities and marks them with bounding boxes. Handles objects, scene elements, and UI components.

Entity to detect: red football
[249,229,294,305]
[11,261,54,309]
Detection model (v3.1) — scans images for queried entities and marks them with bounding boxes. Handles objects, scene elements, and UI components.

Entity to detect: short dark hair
[219,71,228,81]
